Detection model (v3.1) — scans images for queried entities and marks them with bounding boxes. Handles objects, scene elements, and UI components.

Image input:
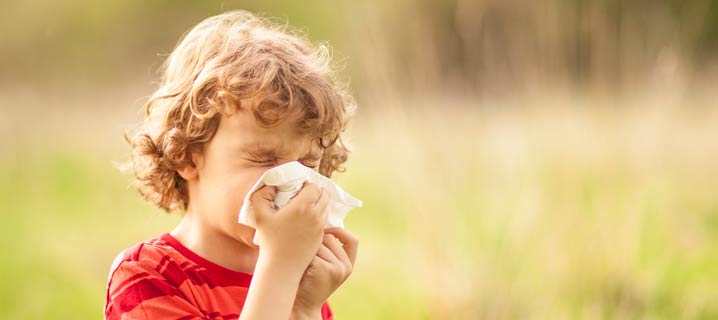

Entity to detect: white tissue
[238,161,362,245]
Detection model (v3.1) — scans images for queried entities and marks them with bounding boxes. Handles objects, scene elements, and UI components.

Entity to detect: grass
[1,91,717,319]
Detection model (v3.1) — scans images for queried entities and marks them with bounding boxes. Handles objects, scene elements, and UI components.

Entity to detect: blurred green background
[2,0,718,319]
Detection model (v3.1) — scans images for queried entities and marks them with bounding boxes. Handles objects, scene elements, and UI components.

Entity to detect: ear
[177,151,202,181]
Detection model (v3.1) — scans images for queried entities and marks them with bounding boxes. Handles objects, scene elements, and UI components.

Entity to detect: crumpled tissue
[238,161,362,245]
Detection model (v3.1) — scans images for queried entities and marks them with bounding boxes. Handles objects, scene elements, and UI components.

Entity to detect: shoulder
[108,234,175,275]
[105,235,192,318]
[105,234,185,293]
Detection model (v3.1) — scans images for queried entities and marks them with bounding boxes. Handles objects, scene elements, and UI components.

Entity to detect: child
[105,10,358,320]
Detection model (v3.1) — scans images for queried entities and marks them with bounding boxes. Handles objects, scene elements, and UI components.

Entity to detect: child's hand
[251,182,330,273]
[291,227,358,319]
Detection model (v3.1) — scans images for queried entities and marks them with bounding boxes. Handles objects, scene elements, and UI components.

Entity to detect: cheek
[199,166,269,223]
[219,168,267,246]
[228,169,266,209]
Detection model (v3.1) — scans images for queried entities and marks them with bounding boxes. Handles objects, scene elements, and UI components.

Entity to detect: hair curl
[124,10,356,212]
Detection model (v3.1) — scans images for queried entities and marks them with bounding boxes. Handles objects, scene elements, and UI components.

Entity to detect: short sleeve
[321,301,334,320]
[105,260,204,320]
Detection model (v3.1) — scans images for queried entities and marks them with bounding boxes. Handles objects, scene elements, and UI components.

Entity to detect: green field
[2,0,718,318]
[2,91,717,319]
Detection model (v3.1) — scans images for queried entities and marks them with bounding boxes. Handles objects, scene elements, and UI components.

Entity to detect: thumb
[249,185,277,224]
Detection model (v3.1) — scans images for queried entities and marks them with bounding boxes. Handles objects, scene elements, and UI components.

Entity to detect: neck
[170,211,260,275]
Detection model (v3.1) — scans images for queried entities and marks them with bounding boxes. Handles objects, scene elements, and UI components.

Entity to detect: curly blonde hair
[125,11,356,212]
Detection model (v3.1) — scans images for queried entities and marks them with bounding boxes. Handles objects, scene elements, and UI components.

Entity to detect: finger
[310,254,331,268]
[249,185,277,223]
[315,241,336,263]
[312,188,330,222]
[322,233,352,269]
[284,182,321,212]
[323,228,358,266]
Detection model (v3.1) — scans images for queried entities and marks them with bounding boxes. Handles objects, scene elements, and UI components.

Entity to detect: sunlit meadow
[3,87,717,319]
[2,1,718,319]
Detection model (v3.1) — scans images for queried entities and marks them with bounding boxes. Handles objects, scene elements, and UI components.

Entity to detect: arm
[290,308,323,320]
[238,253,304,320]
[239,183,331,320]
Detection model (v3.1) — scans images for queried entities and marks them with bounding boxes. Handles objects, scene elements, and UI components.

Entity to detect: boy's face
[185,103,323,248]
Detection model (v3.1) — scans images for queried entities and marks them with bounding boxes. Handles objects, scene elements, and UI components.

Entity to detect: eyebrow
[242,143,322,161]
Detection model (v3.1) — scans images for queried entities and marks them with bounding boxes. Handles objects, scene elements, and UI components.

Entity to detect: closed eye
[247,158,317,169]
[300,161,319,169]
[245,157,275,165]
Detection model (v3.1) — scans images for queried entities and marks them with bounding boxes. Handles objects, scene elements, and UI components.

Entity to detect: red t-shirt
[105,233,333,319]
